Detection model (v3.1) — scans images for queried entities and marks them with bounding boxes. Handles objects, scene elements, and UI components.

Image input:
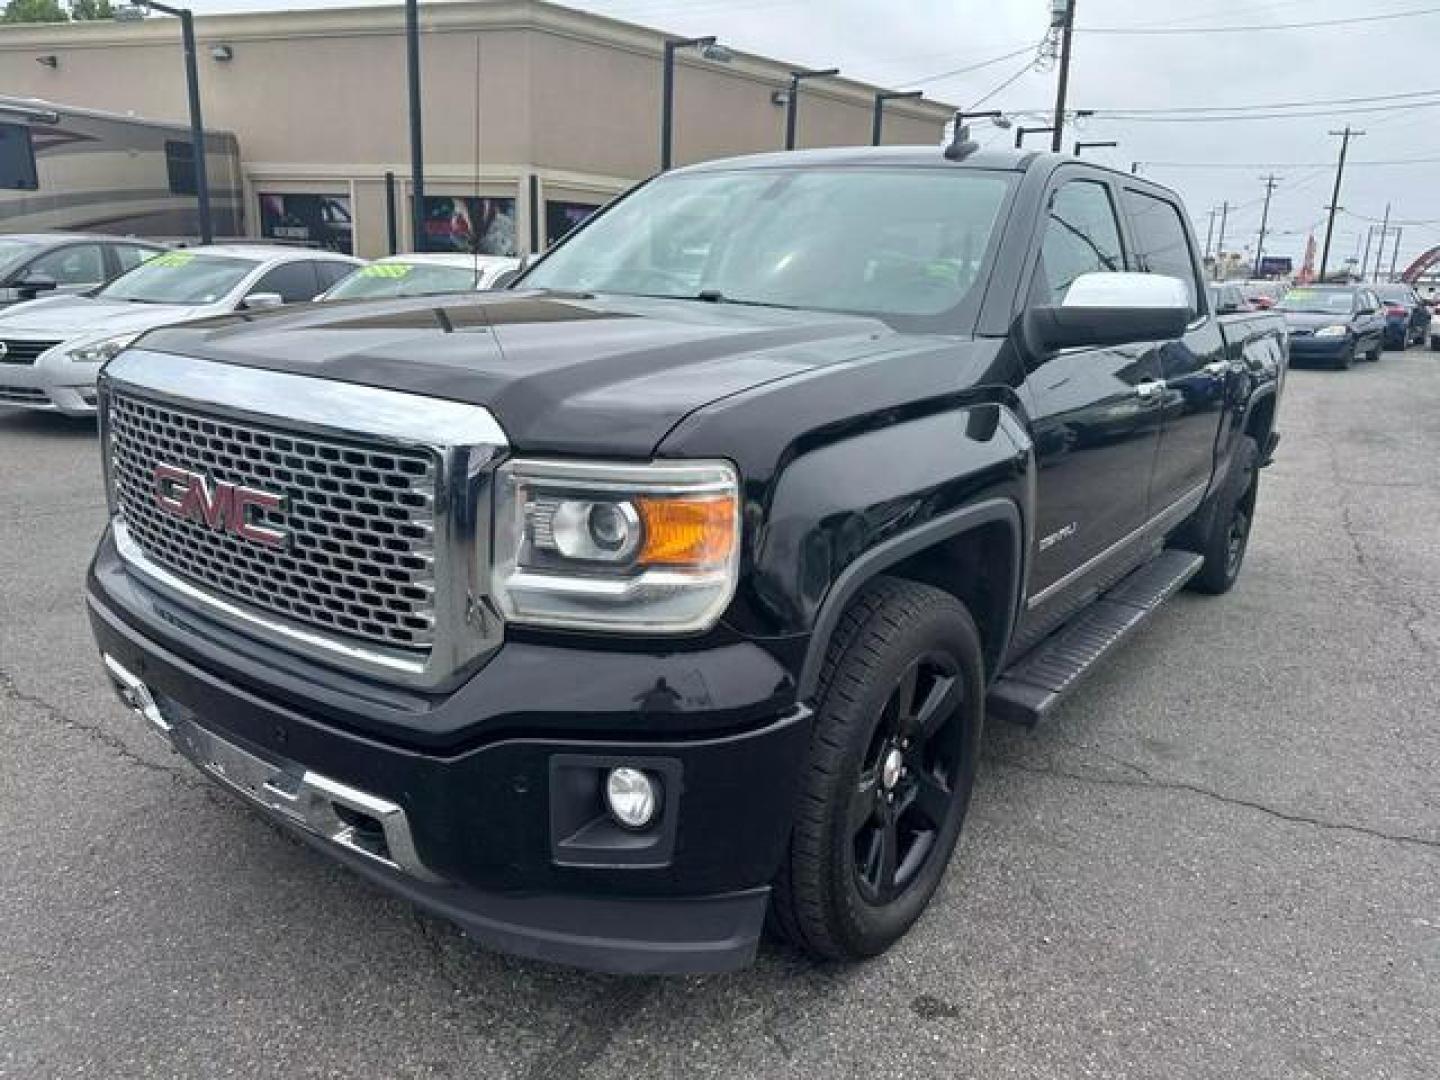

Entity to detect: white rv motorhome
[0,96,242,239]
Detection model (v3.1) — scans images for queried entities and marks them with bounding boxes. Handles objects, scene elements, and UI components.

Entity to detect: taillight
[1386,305,1407,317]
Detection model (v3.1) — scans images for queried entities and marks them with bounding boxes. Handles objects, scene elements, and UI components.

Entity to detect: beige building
[0,0,954,257]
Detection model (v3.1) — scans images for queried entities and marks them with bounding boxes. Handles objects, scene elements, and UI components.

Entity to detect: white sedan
[319,253,520,300]
[0,244,360,415]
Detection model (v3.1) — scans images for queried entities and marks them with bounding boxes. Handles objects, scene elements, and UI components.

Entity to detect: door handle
[1203,361,1229,377]
[1134,380,1167,401]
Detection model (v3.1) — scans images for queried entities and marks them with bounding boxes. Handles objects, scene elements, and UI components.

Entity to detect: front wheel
[769,578,983,961]
[1367,342,1383,362]
[1335,344,1356,370]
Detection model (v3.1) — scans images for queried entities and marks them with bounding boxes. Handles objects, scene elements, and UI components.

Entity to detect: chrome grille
[109,390,439,651]
[0,339,60,365]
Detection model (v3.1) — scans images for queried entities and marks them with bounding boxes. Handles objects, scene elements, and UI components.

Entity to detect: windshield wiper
[690,289,799,310]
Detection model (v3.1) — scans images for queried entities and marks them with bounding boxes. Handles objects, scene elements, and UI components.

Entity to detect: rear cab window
[1123,188,1202,313]
[0,123,38,191]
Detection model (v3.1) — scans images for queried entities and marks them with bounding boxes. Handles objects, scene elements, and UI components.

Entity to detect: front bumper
[88,538,812,974]
[0,343,99,414]
[1286,334,1352,363]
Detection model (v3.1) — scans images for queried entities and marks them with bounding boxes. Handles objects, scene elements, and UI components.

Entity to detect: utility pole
[1359,225,1375,283]
[1050,0,1076,152]
[1252,173,1280,278]
[1375,203,1392,283]
[1319,126,1362,284]
[1389,227,1403,281]
[1204,207,1217,262]
[1215,201,1231,276]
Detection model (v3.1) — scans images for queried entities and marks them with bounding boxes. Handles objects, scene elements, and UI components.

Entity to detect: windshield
[0,237,43,279]
[1374,286,1410,303]
[523,167,1013,320]
[325,261,482,300]
[1279,289,1356,314]
[98,252,254,304]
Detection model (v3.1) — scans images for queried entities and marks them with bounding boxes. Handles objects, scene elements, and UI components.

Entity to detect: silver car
[0,233,166,308]
[0,244,359,415]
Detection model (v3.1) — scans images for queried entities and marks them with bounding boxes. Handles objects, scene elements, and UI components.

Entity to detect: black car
[1278,285,1386,368]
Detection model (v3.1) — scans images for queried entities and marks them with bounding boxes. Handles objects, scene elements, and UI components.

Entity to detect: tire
[1186,435,1260,595]
[1367,342,1383,362]
[769,577,984,961]
[1430,339,1440,352]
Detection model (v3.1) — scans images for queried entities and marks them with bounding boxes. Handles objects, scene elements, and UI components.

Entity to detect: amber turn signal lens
[636,495,737,567]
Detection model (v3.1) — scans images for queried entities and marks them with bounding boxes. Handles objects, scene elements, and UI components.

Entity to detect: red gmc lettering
[152,464,287,548]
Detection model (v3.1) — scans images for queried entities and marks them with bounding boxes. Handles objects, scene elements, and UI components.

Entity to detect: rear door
[1020,172,1164,600]
[1119,187,1228,514]
[24,242,107,296]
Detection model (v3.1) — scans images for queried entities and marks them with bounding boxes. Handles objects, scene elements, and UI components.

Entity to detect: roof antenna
[943,111,979,162]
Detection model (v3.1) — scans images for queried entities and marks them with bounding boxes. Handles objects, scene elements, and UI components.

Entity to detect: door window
[313,261,355,291]
[1036,180,1125,305]
[1123,190,1200,307]
[113,244,160,273]
[29,244,105,285]
[249,261,320,304]
[0,123,38,191]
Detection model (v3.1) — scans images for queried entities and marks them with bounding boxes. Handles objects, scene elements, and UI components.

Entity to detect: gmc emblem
[153,464,287,549]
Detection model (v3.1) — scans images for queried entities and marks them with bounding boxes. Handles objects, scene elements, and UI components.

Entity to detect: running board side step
[988,549,1204,726]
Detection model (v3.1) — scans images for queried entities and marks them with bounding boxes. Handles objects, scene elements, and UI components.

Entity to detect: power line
[965,48,1045,111]
[905,44,1042,89]
[1138,156,1440,168]
[1092,98,1440,123]
[1082,5,1440,34]
[1086,87,1440,116]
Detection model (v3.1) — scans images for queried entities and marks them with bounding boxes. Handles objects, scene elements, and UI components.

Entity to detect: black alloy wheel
[851,652,965,905]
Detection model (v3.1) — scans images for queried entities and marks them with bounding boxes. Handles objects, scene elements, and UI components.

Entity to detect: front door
[1020,176,1164,601]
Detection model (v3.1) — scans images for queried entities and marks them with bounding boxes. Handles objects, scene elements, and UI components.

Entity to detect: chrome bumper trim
[102,653,442,883]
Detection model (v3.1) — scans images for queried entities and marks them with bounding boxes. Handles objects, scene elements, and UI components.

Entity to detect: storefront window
[420,196,516,256]
[259,193,354,254]
[545,201,601,248]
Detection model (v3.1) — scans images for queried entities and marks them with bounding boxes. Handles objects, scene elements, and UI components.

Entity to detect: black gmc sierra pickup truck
[89,144,1286,974]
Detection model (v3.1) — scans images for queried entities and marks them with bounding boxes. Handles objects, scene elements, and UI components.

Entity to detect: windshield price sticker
[359,264,413,279]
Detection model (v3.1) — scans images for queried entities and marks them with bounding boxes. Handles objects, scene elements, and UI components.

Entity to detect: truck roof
[676,145,1181,197]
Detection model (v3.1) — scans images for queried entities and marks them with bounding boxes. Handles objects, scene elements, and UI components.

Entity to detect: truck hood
[0,294,208,339]
[136,291,901,456]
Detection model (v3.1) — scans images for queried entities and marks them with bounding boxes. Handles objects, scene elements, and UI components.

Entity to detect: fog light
[605,767,659,829]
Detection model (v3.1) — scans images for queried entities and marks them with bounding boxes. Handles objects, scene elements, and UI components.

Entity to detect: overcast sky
[204,0,1440,271]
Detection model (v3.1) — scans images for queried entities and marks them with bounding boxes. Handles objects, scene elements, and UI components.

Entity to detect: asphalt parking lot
[2,350,1437,1079]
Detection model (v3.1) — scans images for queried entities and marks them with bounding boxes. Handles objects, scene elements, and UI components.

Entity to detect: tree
[69,0,112,19]
[1,0,69,22]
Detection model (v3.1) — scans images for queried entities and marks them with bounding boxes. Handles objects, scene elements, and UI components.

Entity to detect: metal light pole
[1073,140,1117,156]
[784,67,839,150]
[1359,224,1375,282]
[661,36,730,170]
[1319,126,1362,284]
[872,89,922,146]
[1050,0,1076,152]
[1204,207,1217,262]
[405,0,426,252]
[1015,125,1054,148]
[1375,203,1392,283]
[115,2,212,243]
[1389,227,1403,281]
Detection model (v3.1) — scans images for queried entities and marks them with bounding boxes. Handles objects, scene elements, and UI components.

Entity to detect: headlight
[68,331,142,364]
[1314,324,1349,338]
[492,458,740,633]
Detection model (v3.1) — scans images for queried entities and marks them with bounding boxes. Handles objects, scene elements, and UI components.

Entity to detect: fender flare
[795,497,1024,700]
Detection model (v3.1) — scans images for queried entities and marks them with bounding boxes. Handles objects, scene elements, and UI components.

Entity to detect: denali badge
[153,463,287,548]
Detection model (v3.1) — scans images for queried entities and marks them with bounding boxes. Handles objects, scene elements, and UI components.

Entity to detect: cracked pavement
[2,351,1438,1079]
